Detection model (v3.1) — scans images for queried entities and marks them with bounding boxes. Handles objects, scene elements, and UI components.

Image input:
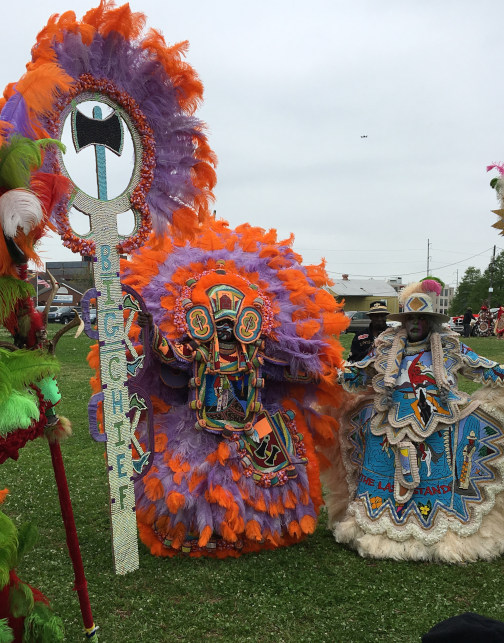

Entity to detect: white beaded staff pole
[56,95,148,574]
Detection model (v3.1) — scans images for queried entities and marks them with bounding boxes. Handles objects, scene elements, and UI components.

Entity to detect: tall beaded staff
[2,1,217,574]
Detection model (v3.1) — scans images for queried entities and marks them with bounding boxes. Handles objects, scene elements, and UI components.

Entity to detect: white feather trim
[0,189,43,237]
[331,494,504,562]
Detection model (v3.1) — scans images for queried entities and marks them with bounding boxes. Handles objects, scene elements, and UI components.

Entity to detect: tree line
[449,250,504,315]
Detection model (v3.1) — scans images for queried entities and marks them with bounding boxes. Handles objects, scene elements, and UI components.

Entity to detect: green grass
[2,328,504,642]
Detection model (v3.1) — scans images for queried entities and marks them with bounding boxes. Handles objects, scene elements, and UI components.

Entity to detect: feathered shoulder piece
[0,0,217,253]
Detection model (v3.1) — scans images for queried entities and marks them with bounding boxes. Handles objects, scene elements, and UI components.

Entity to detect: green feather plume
[0,512,18,588]
[0,510,63,641]
[0,349,59,436]
[9,579,34,618]
[0,390,40,435]
[0,620,14,643]
[23,603,64,643]
[1,350,59,391]
[0,360,12,406]
[16,523,38,562]
[0,277,35,325]
[0,135,65,190]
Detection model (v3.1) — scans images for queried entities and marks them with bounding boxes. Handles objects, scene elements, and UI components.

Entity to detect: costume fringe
[332,493,504,563]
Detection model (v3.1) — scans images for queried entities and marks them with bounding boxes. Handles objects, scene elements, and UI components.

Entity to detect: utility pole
[488,245,496,307]
[426,238,431,276]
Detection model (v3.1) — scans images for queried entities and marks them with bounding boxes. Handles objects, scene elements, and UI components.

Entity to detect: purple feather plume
[0,91,37,139]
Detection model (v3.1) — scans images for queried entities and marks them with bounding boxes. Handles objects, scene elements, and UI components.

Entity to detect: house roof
[37,282,84,297]
[327,279,398,298]
[57,282,84,295]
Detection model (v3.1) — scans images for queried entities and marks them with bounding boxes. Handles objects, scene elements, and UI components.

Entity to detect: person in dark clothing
[463,307,475,338]
[422,612,504,642]
[348,301,390,362]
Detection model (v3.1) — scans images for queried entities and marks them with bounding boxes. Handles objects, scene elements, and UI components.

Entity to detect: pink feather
[487,163,504,175]
[421,279,442,296]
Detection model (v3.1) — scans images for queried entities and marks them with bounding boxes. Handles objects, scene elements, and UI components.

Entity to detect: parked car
[449,314,483,336]
[57,305,97,324]
[344,311,370,334]
[84,307,97,324]
[344,310,400,334]
[46,306,61,323]
[56,306,79,324]
[448,316,464,334]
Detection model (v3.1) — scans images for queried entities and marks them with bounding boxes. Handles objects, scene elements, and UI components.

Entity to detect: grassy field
[2,329,504,642]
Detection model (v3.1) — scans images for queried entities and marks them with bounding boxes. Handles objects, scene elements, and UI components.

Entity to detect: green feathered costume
[0,506,64,642]
[0,349,60,464]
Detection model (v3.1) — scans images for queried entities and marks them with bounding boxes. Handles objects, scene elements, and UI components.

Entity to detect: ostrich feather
[3,349,59,387]
[0,190,43,237]
[0,135,64,191]
[0,91,37,139]
[420,277,444,296]
[399,281,424,304]
[487,163,504,175]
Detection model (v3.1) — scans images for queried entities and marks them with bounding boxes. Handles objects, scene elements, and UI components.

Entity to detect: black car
[56,306,78,324]
[57,306,97,324]
[344,310,401,334]
[344,310,371,334]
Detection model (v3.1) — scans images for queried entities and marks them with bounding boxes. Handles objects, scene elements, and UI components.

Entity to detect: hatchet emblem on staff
[68,102,149,575]
[73,106,124,200]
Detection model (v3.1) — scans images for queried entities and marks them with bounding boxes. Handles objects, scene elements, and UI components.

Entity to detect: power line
[326,247,494,278]
[294,247,424,254]
[428,247,494,270]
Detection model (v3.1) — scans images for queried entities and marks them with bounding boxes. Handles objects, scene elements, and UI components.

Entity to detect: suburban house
[28,260,92,307]
[29,273,84,307]
[326,274,399,313]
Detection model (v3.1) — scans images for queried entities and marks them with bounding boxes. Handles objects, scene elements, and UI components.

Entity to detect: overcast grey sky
[1,0,503,287]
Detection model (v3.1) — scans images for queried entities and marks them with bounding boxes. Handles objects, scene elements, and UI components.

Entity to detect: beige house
[326,275,399,313]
